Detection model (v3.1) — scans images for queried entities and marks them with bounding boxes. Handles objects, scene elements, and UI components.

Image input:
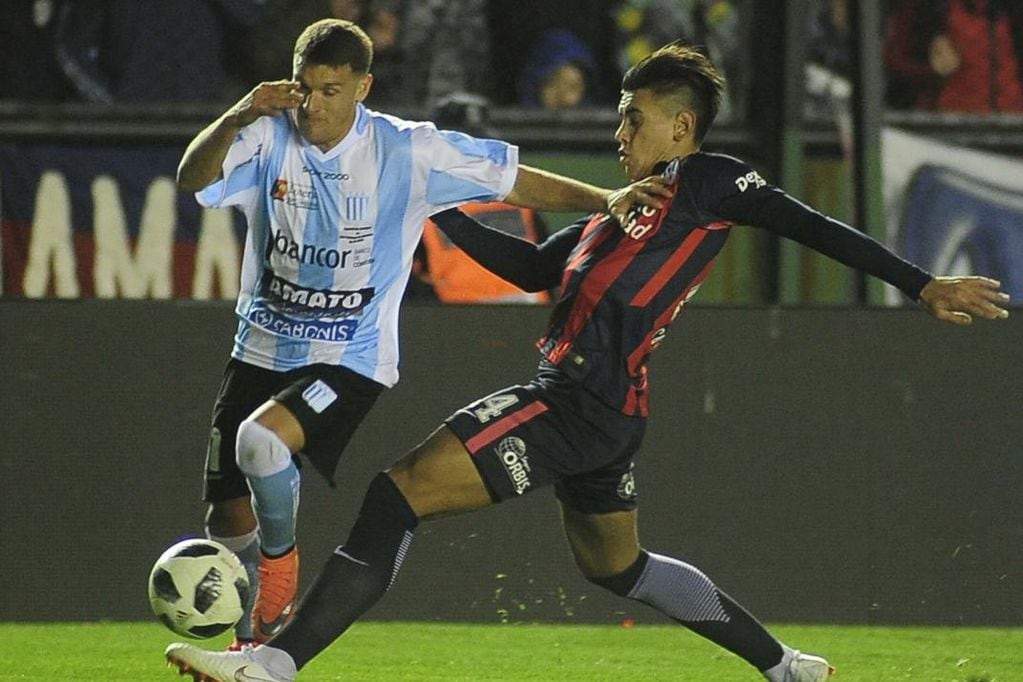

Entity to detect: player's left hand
[605,176,674,227]
[919,276,1010,325]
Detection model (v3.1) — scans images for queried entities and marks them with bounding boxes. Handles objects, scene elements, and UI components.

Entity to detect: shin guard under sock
[247,463,301,556]
[270,473,419,668]
[235,420,300,556]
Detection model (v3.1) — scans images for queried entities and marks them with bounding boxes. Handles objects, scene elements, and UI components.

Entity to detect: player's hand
[919,276,1010,325]
[226,80,304,127]
[605,176,674,227]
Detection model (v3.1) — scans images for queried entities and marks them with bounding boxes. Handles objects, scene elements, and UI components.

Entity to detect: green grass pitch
[1,621,1021,681]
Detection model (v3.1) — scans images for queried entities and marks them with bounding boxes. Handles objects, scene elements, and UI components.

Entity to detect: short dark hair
[621,41,725,144]
[294,19,373,73]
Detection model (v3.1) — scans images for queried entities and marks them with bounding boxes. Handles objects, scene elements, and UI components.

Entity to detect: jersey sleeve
[418,127,520,213]
[682,153,933,300]
[431,208,584,292]
[195,116,274,209]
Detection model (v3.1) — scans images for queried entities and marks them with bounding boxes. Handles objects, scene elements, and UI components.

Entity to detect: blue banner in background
[0,143,244,298]
[899,165,1023,301]
[882,128,1023,306]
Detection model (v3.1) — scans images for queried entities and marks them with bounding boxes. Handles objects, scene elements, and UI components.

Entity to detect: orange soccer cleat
[251,547,299,643]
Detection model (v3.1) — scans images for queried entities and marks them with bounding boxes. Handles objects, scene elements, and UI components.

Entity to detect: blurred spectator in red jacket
[884,0,1023,112]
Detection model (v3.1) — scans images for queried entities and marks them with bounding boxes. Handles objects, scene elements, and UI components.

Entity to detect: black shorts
[445,371,646,514]
[203,358,383,502]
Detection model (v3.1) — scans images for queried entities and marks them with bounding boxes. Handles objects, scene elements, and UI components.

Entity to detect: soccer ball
[148,538,250,639]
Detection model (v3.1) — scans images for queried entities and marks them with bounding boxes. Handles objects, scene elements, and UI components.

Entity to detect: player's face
[614,89,682,181]
[293,63,372,151]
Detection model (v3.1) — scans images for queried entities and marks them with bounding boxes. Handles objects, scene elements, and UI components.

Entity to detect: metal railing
[7,101,1023,154]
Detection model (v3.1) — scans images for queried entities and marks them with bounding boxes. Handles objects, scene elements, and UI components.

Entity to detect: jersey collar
[301,103,369,161]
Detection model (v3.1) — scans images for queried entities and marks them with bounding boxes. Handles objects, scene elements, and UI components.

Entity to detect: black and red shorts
[444,370,646,514]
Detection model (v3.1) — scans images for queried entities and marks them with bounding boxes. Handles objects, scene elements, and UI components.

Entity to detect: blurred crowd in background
[4,0,1023,121]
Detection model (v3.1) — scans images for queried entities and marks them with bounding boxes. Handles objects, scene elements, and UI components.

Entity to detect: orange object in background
[421,202,551,304]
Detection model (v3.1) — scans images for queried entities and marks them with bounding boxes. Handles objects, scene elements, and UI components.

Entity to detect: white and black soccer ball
[148,538,250,639]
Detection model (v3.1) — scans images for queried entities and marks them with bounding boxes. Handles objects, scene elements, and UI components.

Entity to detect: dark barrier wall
[2,301,1021,626]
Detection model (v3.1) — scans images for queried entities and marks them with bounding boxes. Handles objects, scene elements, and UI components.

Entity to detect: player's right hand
[606,175,674,228]
[918,276,1010,325]
[227,81,305,127]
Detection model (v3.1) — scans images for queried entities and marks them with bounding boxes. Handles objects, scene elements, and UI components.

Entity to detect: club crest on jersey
[344,193,369,222]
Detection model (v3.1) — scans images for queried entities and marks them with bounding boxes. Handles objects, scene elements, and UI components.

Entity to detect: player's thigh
[553,436,643,577]
[387,425,493,520]
[559,504,641,578]
[273,364,384,482]
[444,383,579,502]
[205,359,292,503]
[251,399,306,451]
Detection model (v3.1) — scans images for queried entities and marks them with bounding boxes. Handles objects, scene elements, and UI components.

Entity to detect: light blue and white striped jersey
[196,104,518,386]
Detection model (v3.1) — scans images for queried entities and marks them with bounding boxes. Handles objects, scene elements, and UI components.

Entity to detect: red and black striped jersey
[537,155,734,417]
[432,151,932,418]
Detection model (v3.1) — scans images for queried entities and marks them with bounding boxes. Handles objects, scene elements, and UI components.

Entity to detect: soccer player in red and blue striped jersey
[166,41,1009,682]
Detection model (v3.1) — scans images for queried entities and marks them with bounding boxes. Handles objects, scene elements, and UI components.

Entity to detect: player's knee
[235,418,293,478]
[585,549,650,597]
[386,457,432,518]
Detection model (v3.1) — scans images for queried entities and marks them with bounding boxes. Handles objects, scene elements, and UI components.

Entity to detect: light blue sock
[248,461,301,556]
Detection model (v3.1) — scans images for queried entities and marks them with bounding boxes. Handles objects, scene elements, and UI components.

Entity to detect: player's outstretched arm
[505,166,672,225]
[177,81,304,192]
[711,166,1001,311]
[918,276,1010,325]
[431,208,579,292]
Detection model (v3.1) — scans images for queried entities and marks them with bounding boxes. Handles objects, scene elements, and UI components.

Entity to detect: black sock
[591,550,783,672]
[683,589,784,671]
[270,473,419,669]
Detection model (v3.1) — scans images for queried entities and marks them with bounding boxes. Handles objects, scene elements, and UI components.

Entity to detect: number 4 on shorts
[472,394,519,423]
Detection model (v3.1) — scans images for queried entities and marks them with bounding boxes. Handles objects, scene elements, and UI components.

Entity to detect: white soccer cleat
[165,642,297,682]
[782,650,835,682]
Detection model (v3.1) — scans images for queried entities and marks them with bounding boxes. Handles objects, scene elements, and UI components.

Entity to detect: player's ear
[673,110,695,142]
[671,109,695,142]
[356,73,373,102]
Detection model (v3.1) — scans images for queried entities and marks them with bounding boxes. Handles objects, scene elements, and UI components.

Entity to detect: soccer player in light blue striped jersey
[175,18,671,648]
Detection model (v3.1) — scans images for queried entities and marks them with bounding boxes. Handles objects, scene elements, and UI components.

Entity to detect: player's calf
[265,472,419,669]
[586,550,829,679]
